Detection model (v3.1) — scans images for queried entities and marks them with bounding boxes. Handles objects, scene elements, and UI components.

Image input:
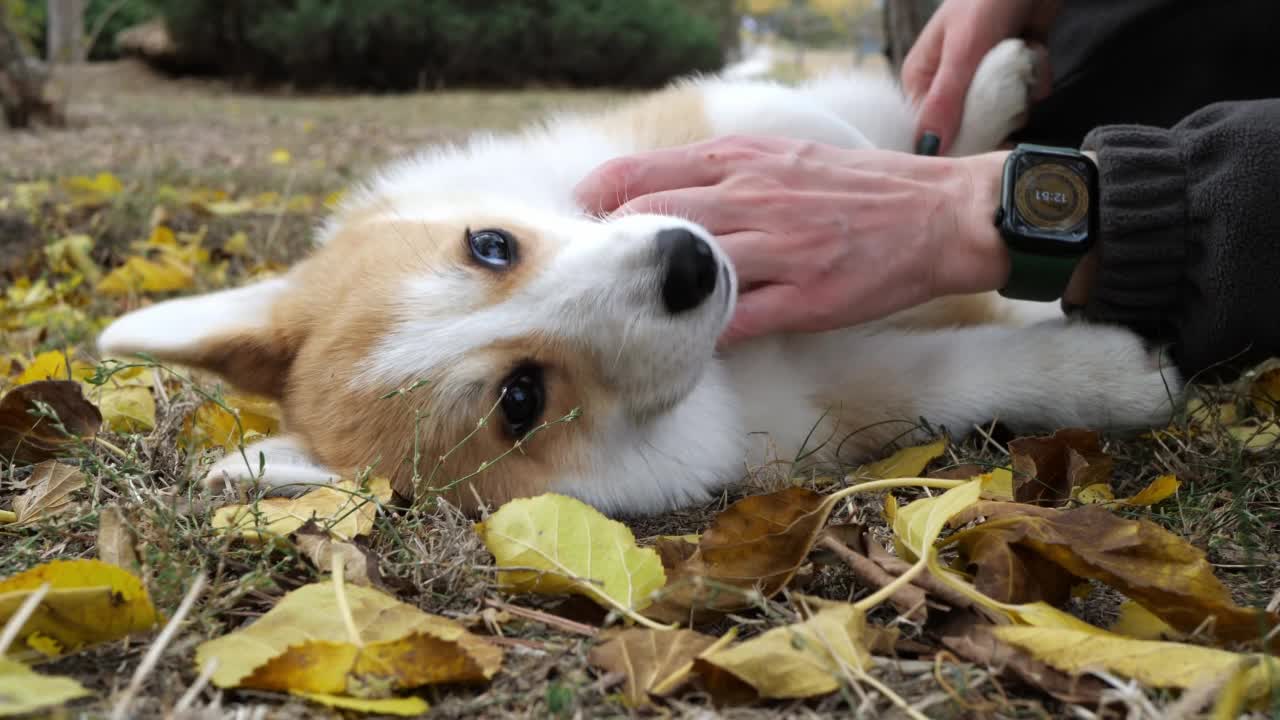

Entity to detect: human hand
[902,0,1059,155]
[574,135,1012,346]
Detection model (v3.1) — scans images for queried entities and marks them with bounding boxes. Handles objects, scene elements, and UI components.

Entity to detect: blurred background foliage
[3,0,892,90]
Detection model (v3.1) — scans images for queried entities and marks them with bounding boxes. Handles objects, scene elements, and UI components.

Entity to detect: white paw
[198,435,342,497]
[950,39,1038,155]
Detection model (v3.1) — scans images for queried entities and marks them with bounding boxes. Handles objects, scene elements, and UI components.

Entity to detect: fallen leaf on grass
[295,523,381,587]
[1122,474,1180,506]
[588,627,731,707]
[213,477,392,544]
[1008,428,1113,507]
[1110,598,1182,641]
[180,393,281,451]
[82,384,155,433]
[1246,358,1280,415]
[853,437,947,480]
[0,657,93,716]
[944,505,1280,649]
[937,611,1104,704]
[994,626,1280,710]
[292,692,428,717]
[0,558,159,660]
[475,493,666,618]
[96,504,141,572]
[13,349,94,385]
[10,460,84,524]
[195,580,502,702]
[1228,420,1280,452]
[693,599,872,702]
[0,380,102,463]
[97,254,195,295]
[645,487,838,622]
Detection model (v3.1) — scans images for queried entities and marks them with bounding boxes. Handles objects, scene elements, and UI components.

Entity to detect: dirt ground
[1,58,1278,720]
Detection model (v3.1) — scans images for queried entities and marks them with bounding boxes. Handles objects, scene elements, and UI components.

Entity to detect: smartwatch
[994,143,1099,302]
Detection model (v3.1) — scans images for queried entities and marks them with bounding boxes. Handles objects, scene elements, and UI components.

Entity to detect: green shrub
[152,0,728,90]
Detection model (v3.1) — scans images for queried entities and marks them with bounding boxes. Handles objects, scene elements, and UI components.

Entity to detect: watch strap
[998,247,1081,302]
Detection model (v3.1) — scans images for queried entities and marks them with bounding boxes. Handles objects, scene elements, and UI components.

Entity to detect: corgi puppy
[97,40,1181,516]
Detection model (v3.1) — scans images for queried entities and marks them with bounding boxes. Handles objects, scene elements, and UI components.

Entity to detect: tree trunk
[0,9,64,128]
[882,0,938,78]
[46,0,86,64]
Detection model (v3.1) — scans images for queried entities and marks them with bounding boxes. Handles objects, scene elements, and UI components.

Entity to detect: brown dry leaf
[953,518,1077,605]
[693,599,873,702]
[945,505,1280,650]
[0,558,160,661]
[195,580,502,699]
[213,477,392,544]
[11,460,84,524]
[96,504,141,572]
[643,487,841,623]
[294,523,381,588]
[588,627,729,707]
[1008,428,1113,507]
[0,380,102,463]
[853,437,947,480]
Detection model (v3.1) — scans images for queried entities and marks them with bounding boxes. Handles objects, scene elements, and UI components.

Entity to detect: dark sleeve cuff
[1078,125,1193,344]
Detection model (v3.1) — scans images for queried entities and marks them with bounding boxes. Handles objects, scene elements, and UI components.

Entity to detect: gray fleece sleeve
[1080,99,1280,380]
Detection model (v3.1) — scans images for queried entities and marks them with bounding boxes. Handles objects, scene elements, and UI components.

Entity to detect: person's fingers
[715,231,777,287]
[575,135,791,215]
[900,18,946,104]
[717,282,805,348]
[914,34,988,155]
[607,187,747,235]
[1028,41,1054,102]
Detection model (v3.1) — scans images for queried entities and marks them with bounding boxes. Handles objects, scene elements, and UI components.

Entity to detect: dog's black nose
[657,228,718,315]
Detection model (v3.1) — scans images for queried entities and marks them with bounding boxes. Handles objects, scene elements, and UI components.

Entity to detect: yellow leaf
[855,437,947,480]
[979,468,1014,500]
[270,148,292,165]
[83,384,155,433]
[63,172,123,200]
[292,691,429,716]
[323,190,345,209]
[1073,482,1115,505]
[195,580,502,695]
[181,393,281,451]
[890,479,983,563]
[213,477,392,544]
[15,349,94,385]
[994,626,1280,709]
[475,493,666,615]
[0,558,160,661]
[43,234,100,282]
[223,231,251,256]
[97,255,194,295]
[11,460,84,524]
[1111,599,1181,641]
[0,657,93,715]
[1228,421,1280,452]
[694,600,872,701]
[1246,358,1280,415]
[1121,474,1179,506]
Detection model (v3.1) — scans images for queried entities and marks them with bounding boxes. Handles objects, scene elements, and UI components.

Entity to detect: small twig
[483,597,598,637]
[820,535,927,621]
[331,555,363,647]
[111,573,208,720]
[0,582,50,656]
[169,656,218,717]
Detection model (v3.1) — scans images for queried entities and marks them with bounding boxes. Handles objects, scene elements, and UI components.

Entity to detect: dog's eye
[468,228,515,268]
[499,364,544,438]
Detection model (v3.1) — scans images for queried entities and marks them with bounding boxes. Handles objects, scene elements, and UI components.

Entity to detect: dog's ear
[97,276,300,398]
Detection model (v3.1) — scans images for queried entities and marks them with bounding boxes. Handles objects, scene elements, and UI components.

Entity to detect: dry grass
[1,59,1278,720]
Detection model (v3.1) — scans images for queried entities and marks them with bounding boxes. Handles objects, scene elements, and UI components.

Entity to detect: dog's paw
[1051,322,1184,431]
[949,39,1038,155]
[199,435,342,497]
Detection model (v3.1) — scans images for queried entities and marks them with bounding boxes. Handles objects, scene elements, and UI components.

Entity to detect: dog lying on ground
[97,40,1181,516]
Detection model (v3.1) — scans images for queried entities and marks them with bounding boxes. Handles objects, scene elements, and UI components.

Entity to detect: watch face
[1013,160,1090,232]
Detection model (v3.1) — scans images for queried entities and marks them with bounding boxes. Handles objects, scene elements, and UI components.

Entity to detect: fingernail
[916,132,940,157]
